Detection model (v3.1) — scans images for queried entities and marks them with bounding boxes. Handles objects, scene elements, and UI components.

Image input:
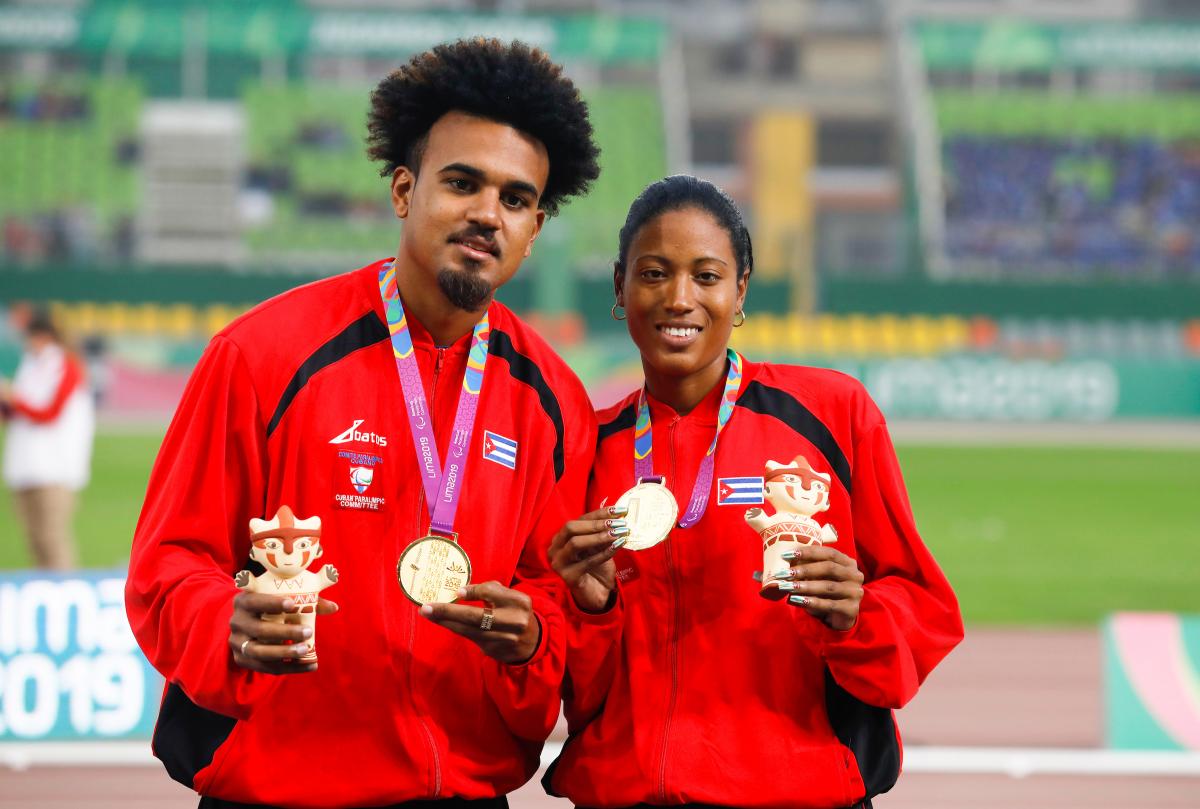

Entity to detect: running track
[3,628,1198,808]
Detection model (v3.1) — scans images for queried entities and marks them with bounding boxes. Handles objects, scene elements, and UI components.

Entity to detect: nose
[467,188,502,230]
[663,274,695,313]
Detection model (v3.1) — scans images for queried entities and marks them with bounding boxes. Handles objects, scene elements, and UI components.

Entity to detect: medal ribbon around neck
[379,262,490,536]
[634,348,743,528]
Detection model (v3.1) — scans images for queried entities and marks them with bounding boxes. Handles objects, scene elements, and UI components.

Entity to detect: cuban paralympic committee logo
[330,419,388,447]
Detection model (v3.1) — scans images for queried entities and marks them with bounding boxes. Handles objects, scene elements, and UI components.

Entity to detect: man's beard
[437,267,492,311]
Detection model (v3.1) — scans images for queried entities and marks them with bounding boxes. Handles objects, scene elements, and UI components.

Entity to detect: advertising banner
[915,20,1200,71]
[784,357,1200,421]
[0,571,160,741]
[0,3,663,63]
[1105,612,1200,750]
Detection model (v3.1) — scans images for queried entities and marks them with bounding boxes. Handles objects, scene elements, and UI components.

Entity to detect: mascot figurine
[745,455,838,600]
[235,505,338,663]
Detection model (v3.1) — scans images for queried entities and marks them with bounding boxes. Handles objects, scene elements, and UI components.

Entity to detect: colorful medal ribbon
[379,262,490,536]
[634,348,743,528]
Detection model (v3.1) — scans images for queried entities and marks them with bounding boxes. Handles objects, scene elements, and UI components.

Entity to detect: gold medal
[396,535,472,605]
[614,478,678,551]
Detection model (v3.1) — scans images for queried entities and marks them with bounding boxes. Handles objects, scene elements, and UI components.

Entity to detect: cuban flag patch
[482,430,518,470]
[717,476,764,506]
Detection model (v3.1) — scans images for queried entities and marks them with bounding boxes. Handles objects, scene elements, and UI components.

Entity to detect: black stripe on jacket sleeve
[266,311,389,438]
[597,403,636,443]
[735,379,852,494]
[152,683,237,788]
[825,670,901,799]
[488,329,566,481]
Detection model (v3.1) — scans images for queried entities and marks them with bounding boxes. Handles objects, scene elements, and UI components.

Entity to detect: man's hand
[774,545,864,631]
[420,581,540,665]
[229,591,339,674]
[547,506,627,613]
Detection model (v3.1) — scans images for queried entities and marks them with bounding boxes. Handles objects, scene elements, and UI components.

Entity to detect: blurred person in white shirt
[0,308,94,569]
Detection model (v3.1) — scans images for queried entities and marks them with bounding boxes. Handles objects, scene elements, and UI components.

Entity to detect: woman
[545,176,963,809]
[1,308,94,569]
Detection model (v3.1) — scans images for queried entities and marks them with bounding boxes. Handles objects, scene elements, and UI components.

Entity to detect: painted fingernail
[292,644,309,655]
[419,604,433,617]
[751,570,763,582]
[608,504,629,516]
[606,519,627,529]
[611,537,627,549]
[301,627,313,638]
[775,581,797,592]
[771,568,792,580]
[788,595,809,608]
[609,525,630,538]
[780,551,799,562]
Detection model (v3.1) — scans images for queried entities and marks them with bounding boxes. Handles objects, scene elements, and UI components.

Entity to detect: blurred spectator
[0,308,95,570]
[81,334,110,408]
[112,215,136,262]
[295,120,347,150]
[3,216,47,263]
[9,84,90,122]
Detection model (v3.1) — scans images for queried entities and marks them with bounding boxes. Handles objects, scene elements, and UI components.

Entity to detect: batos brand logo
[482,430,518,470]
[330,419,387,447]
[717,476,764,506]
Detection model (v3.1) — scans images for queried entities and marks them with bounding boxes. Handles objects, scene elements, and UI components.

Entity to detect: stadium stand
[0,78,141,264]
[937,92,1200,275]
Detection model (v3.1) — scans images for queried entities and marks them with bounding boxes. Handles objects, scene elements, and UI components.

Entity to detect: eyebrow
[635,253,729,267]
[438,162,540,200]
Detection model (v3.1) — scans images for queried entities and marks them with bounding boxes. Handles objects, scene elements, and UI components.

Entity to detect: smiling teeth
[664,327,698,337]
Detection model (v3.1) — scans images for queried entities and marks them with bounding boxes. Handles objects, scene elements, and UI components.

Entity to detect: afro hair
[367,38,600,217]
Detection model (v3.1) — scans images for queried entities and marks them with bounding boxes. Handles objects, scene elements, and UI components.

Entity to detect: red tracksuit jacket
[548,359,963,808]
[126,260,596,807]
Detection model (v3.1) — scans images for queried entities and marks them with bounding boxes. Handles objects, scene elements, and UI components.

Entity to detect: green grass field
[1,431,1196,624]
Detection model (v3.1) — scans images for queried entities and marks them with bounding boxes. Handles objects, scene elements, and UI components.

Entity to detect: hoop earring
[611,303,626,321]
[733,309,746,327]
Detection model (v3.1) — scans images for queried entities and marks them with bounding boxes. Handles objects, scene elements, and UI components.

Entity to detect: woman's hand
[548,506,629,613]
[776,545,864,631]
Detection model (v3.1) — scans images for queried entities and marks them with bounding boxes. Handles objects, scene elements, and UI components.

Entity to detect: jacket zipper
[657,416,683,803]
[409,346,446,797]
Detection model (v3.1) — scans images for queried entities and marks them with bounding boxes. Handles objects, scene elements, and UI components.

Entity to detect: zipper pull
[434,347,445,377]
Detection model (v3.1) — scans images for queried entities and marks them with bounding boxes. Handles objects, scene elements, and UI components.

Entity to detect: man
[126,39,601,808]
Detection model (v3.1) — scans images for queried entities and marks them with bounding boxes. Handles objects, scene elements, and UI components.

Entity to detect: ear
[613,262,625,306]
[523,209,547,258]
[391,166,416,219]
[249,546,264,564]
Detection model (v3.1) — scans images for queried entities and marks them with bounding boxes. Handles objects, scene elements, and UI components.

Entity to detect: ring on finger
[240,638,252,656]
[480,607,495,631]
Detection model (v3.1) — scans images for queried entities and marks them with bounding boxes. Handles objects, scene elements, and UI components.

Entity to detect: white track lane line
[3,742,1200,778]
